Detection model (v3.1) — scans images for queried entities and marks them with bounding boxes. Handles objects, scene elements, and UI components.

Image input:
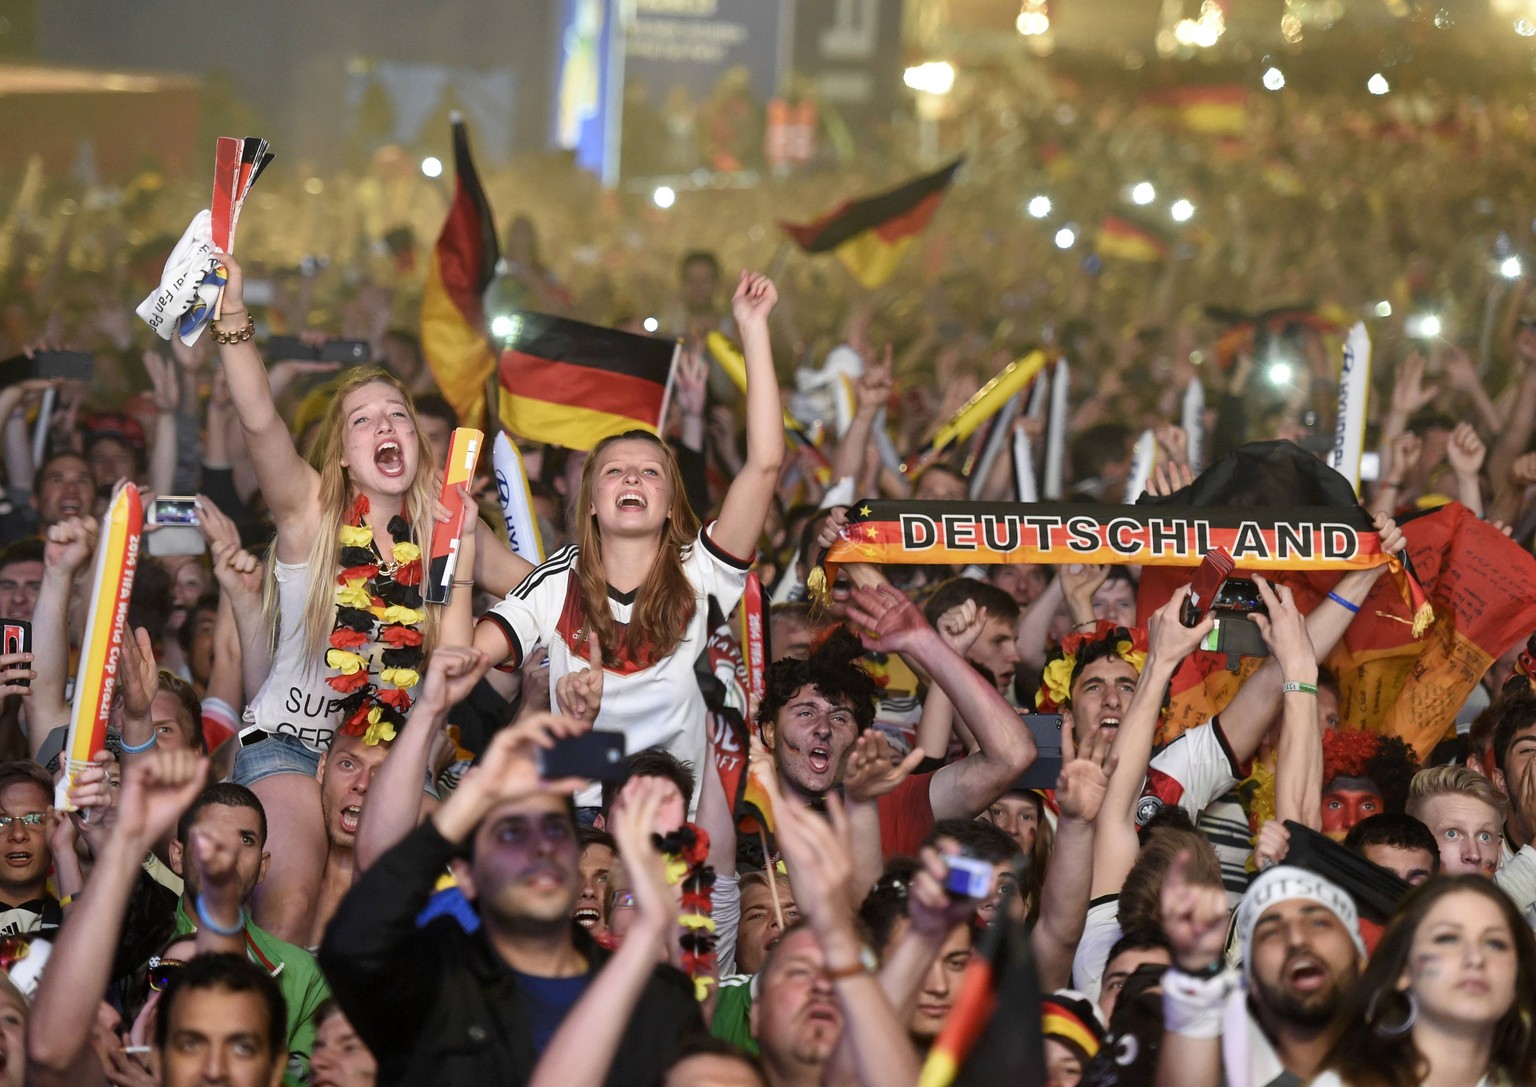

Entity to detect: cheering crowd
[10,68,1536,1087]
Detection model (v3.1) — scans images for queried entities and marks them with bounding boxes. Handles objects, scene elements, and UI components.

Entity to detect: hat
[1042,990,1104,1061]
[1234,865,1365,978]
[83,410,146,452]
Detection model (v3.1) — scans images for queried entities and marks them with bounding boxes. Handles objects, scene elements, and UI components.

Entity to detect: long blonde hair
[575,431,701,664]
[265,368,442,665]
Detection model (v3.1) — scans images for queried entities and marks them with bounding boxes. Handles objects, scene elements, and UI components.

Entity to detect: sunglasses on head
[147,956,185,992]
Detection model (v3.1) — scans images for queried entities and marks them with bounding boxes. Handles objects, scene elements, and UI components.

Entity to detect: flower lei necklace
[656,824,717,1002]
[325,495,425,745]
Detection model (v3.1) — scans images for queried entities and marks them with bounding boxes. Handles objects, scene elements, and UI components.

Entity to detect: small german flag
[1145,84,1248,136]
[498,314,676,451]
[781,159,962,289]
[1096,215,1172,263]
[421,118,499,429]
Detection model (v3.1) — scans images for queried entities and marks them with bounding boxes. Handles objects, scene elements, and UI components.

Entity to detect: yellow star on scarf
[864,525,879,540]
[858,505,872,517]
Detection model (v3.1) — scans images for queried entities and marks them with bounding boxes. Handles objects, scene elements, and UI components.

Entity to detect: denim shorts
[232,732,322,786]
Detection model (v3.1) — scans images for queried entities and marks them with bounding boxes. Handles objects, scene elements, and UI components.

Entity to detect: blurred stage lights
[1408,313,1442,338]
[1170,199,1195,222]
[1375,301,1393,318]
[490,314,516,338]
[421,156,443,178]
[1502,256,1524,279]
[643,317,659,332]
[1262,67,1286,91]
[1267,361,1293,386]
[903,61,955,96]
[1054,227,1076,249]
[1518,18,1536,37]
[1027,195,1052,219]
[1368,73,1390,96]
[653,186,676,209]
[1131,182,1156,205]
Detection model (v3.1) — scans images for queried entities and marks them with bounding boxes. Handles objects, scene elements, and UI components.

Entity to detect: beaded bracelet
[211,313,255,345]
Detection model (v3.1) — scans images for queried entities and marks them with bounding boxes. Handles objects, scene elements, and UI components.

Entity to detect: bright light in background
[1262,67,1286,91]
[903,61,956,96]
[1502,256,1524,279]
[1367,73,1390,95]
[1174,0,1226,47]
[1016,0,1050,36]
[1375,301,1393,317]
[1267,361,1294,386]
[1131,182,1156,206]
[1054,227,1076,249]
[490,314,516,338]
[1170,199,1195,222]
[1518,18,1536,37]
[1027,195,1052,219]
[652,186,676,209]
[421,156,443,178]
[1407,313,1442,338]
[643,317,659,333]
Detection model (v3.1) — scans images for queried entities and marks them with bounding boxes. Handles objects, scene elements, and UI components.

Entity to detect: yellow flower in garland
[1038,656,1075,710]
[678,913,717,932]
[664,856,691,886]
[363,716,397,746]
[390,541,421,564]
[340,524,373,548]
[381,667,420,689]
[1116,640,1147,675]
[326,649,367,674]
[337,579,373,609]
[381,605,424,626]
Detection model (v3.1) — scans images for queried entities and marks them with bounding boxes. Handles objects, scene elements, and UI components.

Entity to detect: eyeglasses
[147,956,185,992]
[0,813,45,830]
[612,890,636,910]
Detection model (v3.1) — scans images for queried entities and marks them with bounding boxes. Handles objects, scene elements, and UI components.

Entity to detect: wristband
[1162,966,1237,1038]
[58,894,74,908]
[1326,591,1360,614]
[1282,681,1319,696]
[195,894,247,937]
[118,732,158,754]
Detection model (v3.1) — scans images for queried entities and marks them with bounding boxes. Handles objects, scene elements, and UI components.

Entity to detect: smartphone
[32,350,94,381]
[1014,713,1065,790]
[146,496,205,558]
[539,732,627,782]
[265,335,317,362]
[319,339,371,365]
[1212,577,1266,616]
[1,621,30,687]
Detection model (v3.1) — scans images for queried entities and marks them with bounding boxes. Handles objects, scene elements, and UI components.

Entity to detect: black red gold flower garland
[326,496,425,745]
[656,823,717,1002]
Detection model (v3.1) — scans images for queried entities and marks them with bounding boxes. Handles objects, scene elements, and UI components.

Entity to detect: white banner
[493,432,546,565]
[1124,428,1157,504]
[1043,359,1070,500]
[1013,423,1037,504]
[1330,322,1372,494]
[1182,377,1205,474]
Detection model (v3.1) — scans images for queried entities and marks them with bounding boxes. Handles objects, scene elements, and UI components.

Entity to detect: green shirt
[174,900,330,1086]
[711,973,758,1056]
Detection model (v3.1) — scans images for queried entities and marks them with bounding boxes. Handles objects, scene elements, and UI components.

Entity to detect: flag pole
[657,340,681,436]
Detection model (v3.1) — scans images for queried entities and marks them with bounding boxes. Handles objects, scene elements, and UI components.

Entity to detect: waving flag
[782,159,962,288]
[421,117,500,429]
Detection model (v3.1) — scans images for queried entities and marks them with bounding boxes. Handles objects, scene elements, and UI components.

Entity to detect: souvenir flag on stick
[1183,378,1205,473]
[1331,322,1371,494]
[781,159,962,289]
[968,393,1023,498]
[501,315,676,451]
[425,428,483,605]
[1043,360,1070,499]
[56,486,142,810]
[209,136,273,255]
[903,351,1047,476]
[492,432,546,565]
[422,116,500,431]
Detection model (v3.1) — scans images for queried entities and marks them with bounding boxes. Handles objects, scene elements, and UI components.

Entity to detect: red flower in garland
[338,564,380,583]
[381,625,424,647]
[327,671,369,694]
[377,688,412,711]
[329,628,369,651]
[394,559,423,587]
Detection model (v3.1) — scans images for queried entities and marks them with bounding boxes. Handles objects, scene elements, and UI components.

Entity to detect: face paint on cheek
[1412,951,1443,980]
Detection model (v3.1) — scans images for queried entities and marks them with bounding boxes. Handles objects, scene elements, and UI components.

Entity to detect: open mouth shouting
[574,907,601,929]
[338,805,362,837]
[1284,954,1330,993]
[3,849,31,871]
[1097,716,1121,738]
[616,490,648,512]
[806,744,832,776]
[374,440,406,478]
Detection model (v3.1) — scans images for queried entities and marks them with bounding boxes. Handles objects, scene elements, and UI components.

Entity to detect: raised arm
[26,749,208,1087]
[709,272,786,560]
[1252,577,1323,830]
[1154,852,1233,1087]
[844,584,1035,821]
[1092,588,1211,899]
[209,253,320,538]
[830,346,892,486]
[29,515,97,756]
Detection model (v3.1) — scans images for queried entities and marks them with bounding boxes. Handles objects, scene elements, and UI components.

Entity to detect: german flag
[1096,215,1171,263]
[781,159,961,289]
[1145,84,1248,136]
[421,118,499,430]
[498,313,675,451]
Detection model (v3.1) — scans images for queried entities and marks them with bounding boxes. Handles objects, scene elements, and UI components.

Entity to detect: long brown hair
[1319,875,1536,1087]
[575,430,700,664]
[265,368,441,664]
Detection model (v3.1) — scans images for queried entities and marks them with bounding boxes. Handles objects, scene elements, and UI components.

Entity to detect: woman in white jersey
[476,272,784,809]
[213,254,532,942]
